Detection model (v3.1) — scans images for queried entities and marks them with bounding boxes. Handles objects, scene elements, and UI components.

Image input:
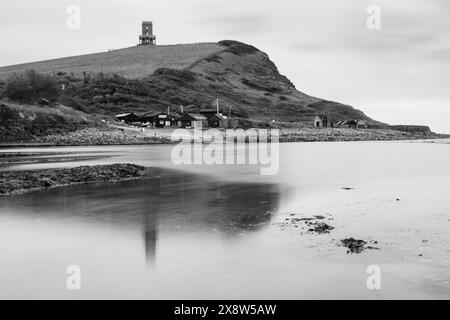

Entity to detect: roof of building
[115,113,134,118]
[142,111,163,117]
[141,111,175,119]
[335,119,366,126]
[208,113,227,121]
[190,113,208,120]
[179,113,208,121]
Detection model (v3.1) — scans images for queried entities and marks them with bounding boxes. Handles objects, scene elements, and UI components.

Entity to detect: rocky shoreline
[0,163,156,196]
[1,126,447,147]
[31,128,173,146]
[278,127,447,142]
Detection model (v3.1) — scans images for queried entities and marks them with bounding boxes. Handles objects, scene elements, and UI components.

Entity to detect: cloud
[291,43,328,52]
[189,11,271,36]
[344,30,439,53]
[423,47,450,63]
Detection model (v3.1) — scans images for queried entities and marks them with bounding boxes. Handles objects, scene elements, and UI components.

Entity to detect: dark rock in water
[0,163,149,196]
[277,214,335,235]
[341,238,367,254]
[292,217,314,222]
[341,187,354,190]
[340,238,379,254]
[307,222,334,234]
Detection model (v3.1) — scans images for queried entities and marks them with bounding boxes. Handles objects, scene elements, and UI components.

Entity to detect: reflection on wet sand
[0,168,281,266]
[143,209,158,265]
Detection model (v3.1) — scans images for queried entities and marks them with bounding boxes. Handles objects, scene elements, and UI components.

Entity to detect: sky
[0,0,449,132]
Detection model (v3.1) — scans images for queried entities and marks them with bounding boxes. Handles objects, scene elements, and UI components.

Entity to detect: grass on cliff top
[0,43,224,80]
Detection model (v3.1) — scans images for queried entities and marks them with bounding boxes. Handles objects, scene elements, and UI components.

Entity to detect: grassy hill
[0,43,223,80]
[0,40,381,126]
[0,102,91,142]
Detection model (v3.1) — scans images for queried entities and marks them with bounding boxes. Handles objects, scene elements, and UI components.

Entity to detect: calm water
[0,140,449,299]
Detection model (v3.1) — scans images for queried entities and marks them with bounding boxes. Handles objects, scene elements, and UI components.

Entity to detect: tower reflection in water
[0,168,281,267]
[139,170,281,266]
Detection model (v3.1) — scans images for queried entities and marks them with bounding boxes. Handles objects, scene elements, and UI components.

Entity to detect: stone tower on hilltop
[139,21,156,45]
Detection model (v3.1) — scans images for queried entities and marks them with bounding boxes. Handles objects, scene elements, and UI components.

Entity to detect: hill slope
[0,102,90,142]
[0,40,379,125]
[185,41,376,123]
[0,43,223,80]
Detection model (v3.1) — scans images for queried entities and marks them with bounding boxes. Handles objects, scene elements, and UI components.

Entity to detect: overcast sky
[1,0,449,132]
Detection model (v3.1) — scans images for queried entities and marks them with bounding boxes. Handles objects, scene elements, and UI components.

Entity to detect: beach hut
[356,120,368,129]
[115,113,141,124]
[178,113,208,129]
[206,113,228,128]
[141,111,175,128]
[335,120,368,129]
[314,115,328,128]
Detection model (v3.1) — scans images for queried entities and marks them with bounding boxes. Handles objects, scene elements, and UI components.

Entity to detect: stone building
[139,21,156,45]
